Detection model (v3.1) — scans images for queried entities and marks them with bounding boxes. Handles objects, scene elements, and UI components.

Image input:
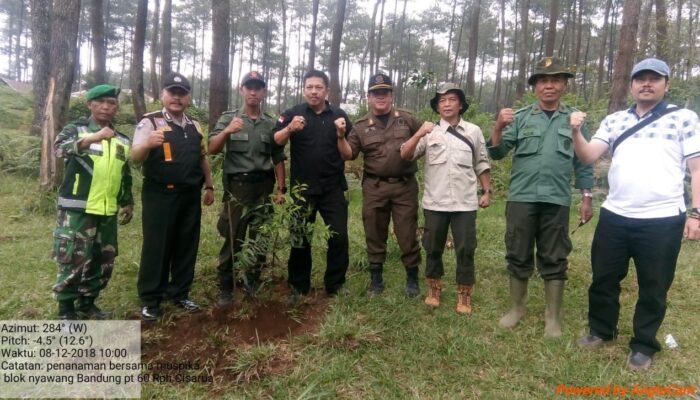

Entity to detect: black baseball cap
[162,72,191,92]
[241,71,266,87]
[368,73,393,92]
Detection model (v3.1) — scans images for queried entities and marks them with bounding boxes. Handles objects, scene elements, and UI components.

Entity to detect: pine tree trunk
[161,0,172,78]
[209,0,230,128]
[130,0,147,120]
[150,0,160,101]
[609,0,642,113]
[329,0,347,106]
[30,0,52,137]
[90,0,106,83]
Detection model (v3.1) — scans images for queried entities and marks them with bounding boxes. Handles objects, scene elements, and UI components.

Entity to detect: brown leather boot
[424,278,442,307]
[456,284,473,314]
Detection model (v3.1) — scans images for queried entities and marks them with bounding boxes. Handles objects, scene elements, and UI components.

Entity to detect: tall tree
[277,0,288,113]
[30,0,52,137]
[329,0,347,106]
[209,0,230,131]
[516,0,531,100]
[40,0,81,190]
[654,0,669,60]
[545,0,558,56]
[307,0,320,70]
[90,0,106,83]
[150,0,161,100]
[596,0,613,99]
[494,0,506,107]
[130,0,148,119]
[374,0,385,72]
[609,0,641,113]
[465,0,481,97]
[161,0,172,77]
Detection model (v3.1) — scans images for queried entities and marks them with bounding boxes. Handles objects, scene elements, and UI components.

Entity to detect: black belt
[228,171,274,182]
[363,172,413,184]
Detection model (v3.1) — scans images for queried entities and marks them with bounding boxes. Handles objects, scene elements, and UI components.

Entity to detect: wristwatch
[278,186,287,194]
[479,188,492,196]
[582,192,593,198]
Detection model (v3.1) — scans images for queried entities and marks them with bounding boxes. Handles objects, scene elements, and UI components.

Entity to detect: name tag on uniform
[89,142,103,152]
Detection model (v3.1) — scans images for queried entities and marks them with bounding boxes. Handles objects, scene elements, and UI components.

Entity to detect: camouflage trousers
[51,210,118,301]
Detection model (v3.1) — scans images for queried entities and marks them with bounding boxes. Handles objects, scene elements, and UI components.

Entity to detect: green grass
[1,172,699,399]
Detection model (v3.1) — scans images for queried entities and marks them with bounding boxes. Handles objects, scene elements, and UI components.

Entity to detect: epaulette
[263,111,276,119]
[355,114,371,124]
[73,118,90,126]
[396,108,414,116]
[143,110,161,117]
[514,105,531,115]
[220,109,238,116]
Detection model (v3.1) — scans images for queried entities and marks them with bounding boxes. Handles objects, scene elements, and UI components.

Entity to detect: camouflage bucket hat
[430,83,469,114]
[527,57,574,86]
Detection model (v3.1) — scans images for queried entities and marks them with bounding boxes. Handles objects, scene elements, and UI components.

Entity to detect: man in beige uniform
[337,73,433,296]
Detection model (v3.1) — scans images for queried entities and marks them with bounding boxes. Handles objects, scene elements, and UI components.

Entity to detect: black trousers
[287,187,348,294]
[505,201,572,280]
[138,187,202,308]
[588,208,685,356]
[422,209,477,284]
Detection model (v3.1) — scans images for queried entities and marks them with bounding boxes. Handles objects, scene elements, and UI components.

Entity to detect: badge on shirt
[89,142,103,152]
[278,115,287,124]
[154,117,171,132]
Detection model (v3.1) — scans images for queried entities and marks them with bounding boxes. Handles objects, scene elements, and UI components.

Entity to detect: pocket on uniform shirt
[453,147,474,168]
[556,128,574,158]
[259,133,273,154]
[427,142,447,165]
[514,130,541,156]
[229,133,250,152]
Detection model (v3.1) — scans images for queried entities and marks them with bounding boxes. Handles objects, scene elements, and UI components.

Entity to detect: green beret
[86,84,120,101]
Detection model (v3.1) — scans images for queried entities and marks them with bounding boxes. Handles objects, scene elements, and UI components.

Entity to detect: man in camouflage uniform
[488,57,594,337]
[52,84,134,320]
[337,73,433,297]
[209,71,286,305]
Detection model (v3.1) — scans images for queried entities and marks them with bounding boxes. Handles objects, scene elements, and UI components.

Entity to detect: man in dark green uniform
[52,84,134,320]
[488,57,594,337]
[209,71,286,305]
[337,73,432,297]
[132,72,215,321]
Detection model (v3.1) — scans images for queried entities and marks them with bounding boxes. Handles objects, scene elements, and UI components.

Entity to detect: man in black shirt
[274,70,353,302]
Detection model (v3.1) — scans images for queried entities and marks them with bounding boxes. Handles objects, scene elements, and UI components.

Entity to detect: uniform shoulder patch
[396,108,414,115]
[221,109,238,116]
[515,105,531,114]
[264,111,276,119]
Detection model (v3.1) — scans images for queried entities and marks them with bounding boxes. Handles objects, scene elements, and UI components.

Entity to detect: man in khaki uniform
[337,73,433,296]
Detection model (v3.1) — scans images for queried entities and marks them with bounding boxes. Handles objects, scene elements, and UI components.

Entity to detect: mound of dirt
[140,283,329,388]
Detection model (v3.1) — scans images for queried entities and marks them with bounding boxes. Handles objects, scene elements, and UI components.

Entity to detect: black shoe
[287,289,302,307]
[77,304,112,320]
[627,351,652,370]
[217,291,233,306]
[576,334,612,349]
[141,306,159,321]
[174,298,201,312]
[405,266,420,298]
[327,286,349,297]
[58,300,77,320]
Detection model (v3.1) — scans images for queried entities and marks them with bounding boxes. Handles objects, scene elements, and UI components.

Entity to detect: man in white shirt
[400,83,491,314]
[570,58,700,370]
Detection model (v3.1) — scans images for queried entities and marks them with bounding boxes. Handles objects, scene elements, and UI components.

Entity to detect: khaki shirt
[347,108,422,177]
[413,119,490,211]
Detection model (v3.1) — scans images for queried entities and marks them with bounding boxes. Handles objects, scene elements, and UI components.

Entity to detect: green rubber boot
[544,280,565,338]
[498,277,528,329]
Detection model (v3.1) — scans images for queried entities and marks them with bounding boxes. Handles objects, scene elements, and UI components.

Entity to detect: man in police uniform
[132,72,215,321]
[52,84,134,320]
[273,70,353,303]
[337,73,432,297]
[489,57,594,337]
[209,71,286,305]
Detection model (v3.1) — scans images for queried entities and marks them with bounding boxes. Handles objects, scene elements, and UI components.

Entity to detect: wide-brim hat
[527,57,574,86]
[430,83,469,114]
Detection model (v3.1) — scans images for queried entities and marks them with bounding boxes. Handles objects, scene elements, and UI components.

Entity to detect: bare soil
[139,282,329,389]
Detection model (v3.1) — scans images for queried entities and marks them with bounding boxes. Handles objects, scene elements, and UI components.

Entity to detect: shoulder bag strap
[611,106,680,154]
